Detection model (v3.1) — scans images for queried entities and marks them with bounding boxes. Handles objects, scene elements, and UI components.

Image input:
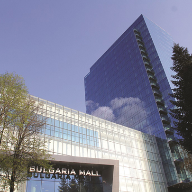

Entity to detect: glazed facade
[84,14,173,140]
[84,15,191,186]
[25,96,170,192]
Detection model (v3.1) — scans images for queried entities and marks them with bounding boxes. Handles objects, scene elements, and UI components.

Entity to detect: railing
[167,135,177,143]
[161,115,170,124]
[150,82,159,89]
[158,107,167,115]
[135,34,141,39]
[164,125,173,134]
[153,89,161,96]
[137,38,143,44]
[133,29,140,34]
[148,74,155,79]
[144,61,151,67]
[142,55,148,60]
[140,49,146,54]
[138,43,144,48]
[155,97,164,105]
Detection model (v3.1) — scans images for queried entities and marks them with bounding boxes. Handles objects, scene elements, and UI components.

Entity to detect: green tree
[170,44,192,153]
[0,73,27,145]
[0,73,51,192]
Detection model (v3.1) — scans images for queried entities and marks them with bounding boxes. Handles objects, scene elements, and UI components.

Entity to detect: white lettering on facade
[29,166,35,172]
[62,168,67,174]
[36,166,42,173]
[55,168,61,174]
[49,168,55,174]
[79,170,85,176]
[29,166,100,177]
[91,170,96,176]
[86,170,91,176]
[70,169,76,175]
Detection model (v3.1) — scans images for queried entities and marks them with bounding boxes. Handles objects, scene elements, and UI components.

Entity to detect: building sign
[29,166,101,179]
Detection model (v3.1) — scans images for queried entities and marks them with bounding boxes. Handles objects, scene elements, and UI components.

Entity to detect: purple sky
[1,0,192,113]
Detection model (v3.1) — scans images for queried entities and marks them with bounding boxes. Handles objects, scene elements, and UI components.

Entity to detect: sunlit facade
[25,96,169,192]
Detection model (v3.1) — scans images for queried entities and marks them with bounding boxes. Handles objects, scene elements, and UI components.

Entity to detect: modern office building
[84,15,192,190]
[85,14,173,140]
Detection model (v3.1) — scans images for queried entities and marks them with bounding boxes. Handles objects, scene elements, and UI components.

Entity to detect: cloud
[91,106,115,121]
[111,97,147,126]
[86,97,147,127]
[85,100,99,114]
[110,97,142,110]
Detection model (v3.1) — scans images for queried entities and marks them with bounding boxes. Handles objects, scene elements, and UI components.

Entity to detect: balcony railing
[155,97,164,105]
[161,115,170,124]
[158,107,167,115]
[164,125,173,134]
[153,89,161,96]
[150,82,159,89]
[143,57,150,63]
[144,61,151,67]
[137,38,143,44]
[140,49,146,54]
[167,135,177,144]
[142,55,148,60]
[138,43,144,49]
[146,65,152,71]
[148,74,156,81]
[146,68,152,74]
[133,29,140,34]
[135,34,141,39]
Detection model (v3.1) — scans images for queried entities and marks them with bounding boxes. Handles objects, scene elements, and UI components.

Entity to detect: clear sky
[1,0,192,113]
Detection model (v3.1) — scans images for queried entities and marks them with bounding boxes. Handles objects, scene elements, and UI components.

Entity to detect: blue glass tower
[85,14,174,139]
[84,15,191,189]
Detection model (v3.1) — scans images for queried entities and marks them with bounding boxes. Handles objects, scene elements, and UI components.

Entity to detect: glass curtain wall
[26,96,169,192]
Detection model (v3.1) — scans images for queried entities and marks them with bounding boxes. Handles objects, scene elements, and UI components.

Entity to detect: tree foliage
[0,73,27,145]
[170,44,192,153]
[0,73,51,192]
